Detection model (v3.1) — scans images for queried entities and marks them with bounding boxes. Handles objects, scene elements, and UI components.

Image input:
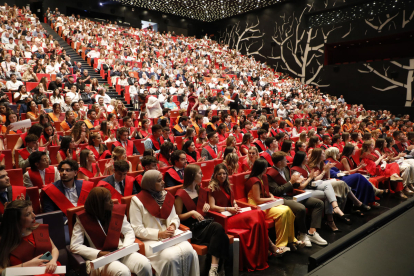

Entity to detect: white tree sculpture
[268,3,341,87]
[358,60,414,107]
[233,17,265,52]
[365,13,399,33]
[243,39,265,58]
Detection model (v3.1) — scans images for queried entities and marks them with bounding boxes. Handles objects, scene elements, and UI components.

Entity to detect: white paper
[221,207,251,217]
[6,266,66,276]
[90,243,139,270]
[257,198,284,210]
[10,119,31,131]
[149,229,192,255]
[293,191,313,202]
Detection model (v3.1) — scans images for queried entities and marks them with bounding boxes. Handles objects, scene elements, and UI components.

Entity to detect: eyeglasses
[59,168,73,172]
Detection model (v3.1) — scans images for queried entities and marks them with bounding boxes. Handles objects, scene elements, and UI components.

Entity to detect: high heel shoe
[269,238,290,257]
[390,174,403,181]
[325,220,341,232]
[354,203,371,212]
[333,206,352,225]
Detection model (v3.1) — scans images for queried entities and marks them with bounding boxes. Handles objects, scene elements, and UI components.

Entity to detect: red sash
[266,167,291,191]
[204,144,218,159]
[260,151,273,166]
[42,181,94,215]
[79,164,98,179]
[158,154,171,166]
[175,187,207,216]
[395,141,405,152]
[58,149,77,160]
[341,156,356,170]
[27,166,56,188]
[241,128,251,134]
[77,204,126,251]
[211,186,234,207]
[245,177,270,198]
[290,165,310,178]
[136,190,175,219]
[18,148,31,160]
[234,133,243,143]
[87,145,111,160]
[270,128,277,137]
[0,186,26,214]
[160,134,175,144]
[113,140,134,156]
[97,176,135,202]
[10,225,52,263]
[135,173,144,186]
[149,135,161,150]
[165,168,184,184]
[254,140,267,152]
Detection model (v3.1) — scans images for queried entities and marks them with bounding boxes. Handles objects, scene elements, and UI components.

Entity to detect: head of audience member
[207,131,219,146]
[58,159,79,186]
[141,155,158,172]
[113,160,129,183]
[28,151,49,172]
[170,150,187,170]
[117,127,129,142]
[84,187,113,233]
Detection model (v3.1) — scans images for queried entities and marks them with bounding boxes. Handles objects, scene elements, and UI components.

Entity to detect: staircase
[41,23,133,109]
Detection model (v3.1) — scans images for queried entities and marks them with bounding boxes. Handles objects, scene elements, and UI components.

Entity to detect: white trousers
[89,252,152,276]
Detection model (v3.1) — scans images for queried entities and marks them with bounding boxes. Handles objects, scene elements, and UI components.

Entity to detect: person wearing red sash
[84,109,100,130]
[112,127,140,156]
[143,124,163,152]
[242,147,259,171]
[57,136,80,163]
[246,159,304,256]
[40,124,60,147]
[172,116,189,136]
[231,125,243,143]
[70,187,151,276]
[0,165,28,220]
[259,137,279,167]
[41,160,94,215]
[267,152,327,248]
[97,160,140,202]
[78,149,102,181]
[217,124,228,144]
[0,200,60,276]
[253,129,268,153]
[176,164,230,275]
[87,133,112,160]
[270,119,279,137]
[18,134,48,171]
[129,170,199,276]
[135,156,158,186]
[208,164,269,271]
[182,140,204,163]
[23,152,60,188]
[12,124,44,168]
[320,135,332,151]
[160,127,175,145]
[201,132,221,161]
[241,120,252,135]
[164,150,186,188]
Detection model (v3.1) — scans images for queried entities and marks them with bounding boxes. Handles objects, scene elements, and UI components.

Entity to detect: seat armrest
[235,199,258,209]
[66,245,87,276]
[134,238,146,256]
[179,224,190,231]
[293,189,304,195]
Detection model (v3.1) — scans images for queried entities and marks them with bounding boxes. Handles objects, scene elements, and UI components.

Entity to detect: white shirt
[46,63,60,74]
[6,80,23,91]
[114,178,123,194]
[63,185,79,207]
[66,91,80,102]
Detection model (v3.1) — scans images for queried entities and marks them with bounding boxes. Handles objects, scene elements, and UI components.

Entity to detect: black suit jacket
[41,180,83,213]
[101,175,140,195]
[266,167,294,197]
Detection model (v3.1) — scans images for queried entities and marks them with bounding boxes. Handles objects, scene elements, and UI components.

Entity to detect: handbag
[190,217,214,232]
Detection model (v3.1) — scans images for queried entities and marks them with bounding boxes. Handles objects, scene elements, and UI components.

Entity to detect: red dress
[210,187,269,271]
[187,92,198,116]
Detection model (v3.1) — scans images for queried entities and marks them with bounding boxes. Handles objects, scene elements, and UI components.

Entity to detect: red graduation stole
[211,186,234,207]
[204,144,219,159]
[241,128,251,134]
[260,151,273,166]
[97,176,135,202]
[136,190,175,219]
[270,128,277,137]
[254,140,267,152]
[149,135,161,150]
[341,156,356,170]
[160,134,174,144]
[0,186,26,214]
[290,165,310,178]
[10,225,52,263]
[77,204,126,251]
[42,181,94,215]
[113,140,134,156]
[245,176,270,198]
[266,167,293,196]
[395,141,405,152]
[135,173,144,186]
[234,133,243,143]
[78,164,98,179]
[58,149,77,160]
[18,148,31,160]
[158,154,171,166]
[87,145,111,160]
[27,166,56,188]
[165,168,184,184]
[175,187,208,216]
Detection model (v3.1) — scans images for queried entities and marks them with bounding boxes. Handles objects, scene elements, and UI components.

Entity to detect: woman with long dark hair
[86,132,111,160]
[175,164,229,275]
[0,200,59,275]
[182,140,204,163]
[246,159,303,256]
[240,133,253,156]
[56,136,79,163]
[39,123,60,147]
[280,140,294,162]
[158,142,174,168]
[208,164,269,271]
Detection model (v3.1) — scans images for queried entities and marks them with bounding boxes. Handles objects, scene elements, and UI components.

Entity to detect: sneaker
[308,231,328,246]
[209,266,219,276]
[299,232,312,247]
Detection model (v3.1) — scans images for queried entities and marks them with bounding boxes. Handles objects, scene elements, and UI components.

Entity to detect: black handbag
[190,217,214,232]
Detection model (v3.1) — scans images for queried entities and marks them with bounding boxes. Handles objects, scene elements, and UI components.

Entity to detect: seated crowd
[1,4,414,276]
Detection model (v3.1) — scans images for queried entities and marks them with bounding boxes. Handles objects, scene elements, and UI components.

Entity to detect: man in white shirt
[66,86,81,103]
[23,151,60,188]
[86,46,100,65]
[4,37,15,50]
[6,64,22,80]
[6,74,23,92]
[1,54,15,72]
[46,59,60,74]
[277,105,288,119]
[169,83,178,95]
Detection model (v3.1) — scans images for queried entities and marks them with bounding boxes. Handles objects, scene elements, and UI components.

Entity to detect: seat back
[1,150,12,169]
[165,184,183,196]
[175,136,184,150]
[193,160,216,180]
[8,168,23,186]
[127,170,143,178]
[133,139,146,156]
[89,175,107,186]
[35,210,66,250]
[231,172,251,200]
[6,134,21,150]
[48,146,61,165]
[98,159,111,173]
[26,187,41,214]
[121,195,135,220]
[127,155,142,171]
[353,149,362,166]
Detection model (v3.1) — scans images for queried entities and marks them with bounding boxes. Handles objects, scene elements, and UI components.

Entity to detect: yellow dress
[247,181,297,248]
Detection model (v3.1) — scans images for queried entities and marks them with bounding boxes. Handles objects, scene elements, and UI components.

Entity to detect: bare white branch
[403,10,414,28]
[365,13,399,33]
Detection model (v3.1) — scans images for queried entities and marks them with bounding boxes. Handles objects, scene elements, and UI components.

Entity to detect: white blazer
[70,215,136,261]
[129,196,180,255]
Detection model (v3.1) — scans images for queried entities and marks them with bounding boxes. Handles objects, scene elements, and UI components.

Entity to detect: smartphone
[39,251,52,261]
